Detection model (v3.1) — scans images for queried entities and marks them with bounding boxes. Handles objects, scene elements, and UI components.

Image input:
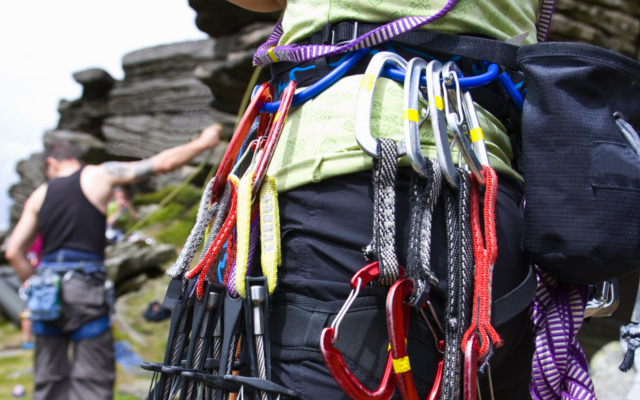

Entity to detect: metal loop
[442,71,464,127]
[330,277,363,343]
[355,51,408,159]
[403,57,459,188]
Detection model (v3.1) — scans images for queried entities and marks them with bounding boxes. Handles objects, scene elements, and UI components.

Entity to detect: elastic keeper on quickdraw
[260,175,281,295]
[470,127,484,143]
[392,356,411,374]
[360,73,377,91]
[434,96,444,111]
[235,171,256,298]
[403,109,419,122]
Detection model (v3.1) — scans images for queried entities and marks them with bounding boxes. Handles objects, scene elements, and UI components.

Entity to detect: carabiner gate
[320,262,405,400]
[355,52,408,159]
[441,62,485,185]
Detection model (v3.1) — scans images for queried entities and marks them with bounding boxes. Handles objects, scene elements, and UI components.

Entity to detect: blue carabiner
[258,48,370,113]
[497,72,524,111]
[256,49,500,113]
[380,63,499,89]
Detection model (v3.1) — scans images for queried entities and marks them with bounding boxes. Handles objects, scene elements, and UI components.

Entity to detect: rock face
[550,0,640,58]
[105,240,176,286]
[188,0,279,38]
[8,153,45,227]
[7,20,274,229]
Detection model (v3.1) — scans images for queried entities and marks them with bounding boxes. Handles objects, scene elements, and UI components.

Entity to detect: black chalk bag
[517,42,640,284]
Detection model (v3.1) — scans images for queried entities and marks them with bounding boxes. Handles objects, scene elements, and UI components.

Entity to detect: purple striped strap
[537,0,556,43]
[253,0,460,67]
[254,0,558,67]
[529,267,596,400]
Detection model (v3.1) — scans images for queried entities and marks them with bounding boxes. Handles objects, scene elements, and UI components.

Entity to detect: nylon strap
[365,138,400,286]
[185,179,237,300]
[166,176,219,279]
[441,168,474,399]
[406,159,441,304]
[253,1,461,67]
[260,175,281,295]
[233,170,256,298]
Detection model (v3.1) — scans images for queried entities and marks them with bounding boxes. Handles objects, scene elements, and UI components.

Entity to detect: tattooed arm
[80,124,223,213]
[225,0,285,12]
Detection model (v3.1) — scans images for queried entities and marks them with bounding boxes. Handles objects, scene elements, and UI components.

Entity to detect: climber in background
[5,123,222,400]
[105,185,137,244]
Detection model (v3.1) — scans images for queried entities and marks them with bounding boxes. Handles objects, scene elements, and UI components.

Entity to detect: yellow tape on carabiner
[470,127,484,142]
[360,74,376,92]
[268,47,279,62]
[392,356,411,374]
[260,175,281,295]
[434,96,444,111]
[403,109,419,122]
[274,112,288,126]
[235,170,255,298]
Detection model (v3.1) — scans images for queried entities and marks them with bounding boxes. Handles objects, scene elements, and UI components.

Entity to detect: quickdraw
[320,262,400,400]
[461,165,502,360]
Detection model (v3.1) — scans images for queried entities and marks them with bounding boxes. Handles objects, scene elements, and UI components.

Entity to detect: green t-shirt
[267,0,542,191]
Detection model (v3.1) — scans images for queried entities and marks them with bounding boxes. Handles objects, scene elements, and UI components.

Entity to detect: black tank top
[38,167,106,256]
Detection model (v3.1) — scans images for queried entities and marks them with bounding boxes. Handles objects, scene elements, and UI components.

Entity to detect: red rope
[186,182,238,300]
[461,166,502,359]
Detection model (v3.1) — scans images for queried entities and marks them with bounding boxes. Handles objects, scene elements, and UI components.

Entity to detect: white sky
[0,0,207,230]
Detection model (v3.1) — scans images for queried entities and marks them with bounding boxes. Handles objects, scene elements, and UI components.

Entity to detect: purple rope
[253,0,460,67]
[529,267,596,400]
[226,213,260,298]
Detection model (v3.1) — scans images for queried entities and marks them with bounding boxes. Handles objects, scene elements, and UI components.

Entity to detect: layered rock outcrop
[6,20,274,228]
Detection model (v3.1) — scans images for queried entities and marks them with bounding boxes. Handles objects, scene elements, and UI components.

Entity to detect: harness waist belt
[32,316,111,341]
[271,20,520,78]
[39,261,105,275]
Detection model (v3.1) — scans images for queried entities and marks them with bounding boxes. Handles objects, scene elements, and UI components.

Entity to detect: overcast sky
[0,1,207,231]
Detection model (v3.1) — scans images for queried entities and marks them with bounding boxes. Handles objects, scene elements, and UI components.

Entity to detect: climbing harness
[146,1,614,397]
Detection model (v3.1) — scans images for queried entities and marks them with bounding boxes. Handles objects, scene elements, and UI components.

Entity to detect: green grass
[133,184,201,207]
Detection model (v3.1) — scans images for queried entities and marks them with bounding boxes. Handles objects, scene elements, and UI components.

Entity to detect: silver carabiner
[454,67,492,167]
[585,279,620,318]
[404,58,459,188]
[355,52,408,159]
[427,60,459,189]
[441,62,485,185]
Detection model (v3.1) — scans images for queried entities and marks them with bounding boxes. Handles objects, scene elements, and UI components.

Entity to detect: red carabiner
[320,262,404,400]
[463,334,480,400]
[426,340,444,400]
[387,279,418,400]
[252,80,297,197]
[210,82,274,202]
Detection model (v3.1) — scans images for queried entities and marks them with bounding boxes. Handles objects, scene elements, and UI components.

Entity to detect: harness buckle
[331,21,359,46]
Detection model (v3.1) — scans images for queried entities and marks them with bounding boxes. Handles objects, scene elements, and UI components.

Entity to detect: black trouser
[269,169,533,400]
[34,330,115,400]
